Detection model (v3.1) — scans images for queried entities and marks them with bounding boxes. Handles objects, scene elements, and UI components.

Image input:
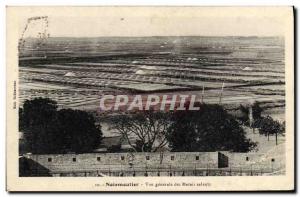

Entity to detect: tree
[111,110,171,152]
[19,97,58,132]
[238,104,250,125]
[238,101,263,126]
[252,101,263,120]
[238,101,264,134]
[257,116,284,145]
[56,109,103,153]
[19,98,103,154]
[167,103,257,152]
[19,98,59,153]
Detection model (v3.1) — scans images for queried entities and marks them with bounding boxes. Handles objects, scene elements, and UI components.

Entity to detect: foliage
[167,103,257,152]
[56,109,103,153]
[238,104,250,125]
[19,97,57,132]
[257,116,284,136]
[19,98,102,154]
[111,110,171,152]
[252,101,263,120]
[238,101,263,126]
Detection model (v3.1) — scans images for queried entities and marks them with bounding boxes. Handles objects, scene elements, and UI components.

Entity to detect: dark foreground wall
[19,157,51,177]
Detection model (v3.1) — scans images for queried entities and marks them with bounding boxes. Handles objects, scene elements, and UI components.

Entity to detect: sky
[16,7,290,38]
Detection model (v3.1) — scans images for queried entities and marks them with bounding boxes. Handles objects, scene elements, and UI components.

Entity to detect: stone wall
[225,152,283,172]
[23,152,224,176]
[21,151,284,176]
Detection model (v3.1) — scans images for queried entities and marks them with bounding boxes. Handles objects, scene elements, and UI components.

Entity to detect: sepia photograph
[6,6,294,191]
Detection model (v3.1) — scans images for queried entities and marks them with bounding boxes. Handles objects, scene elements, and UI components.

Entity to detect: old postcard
[6,6,294,191]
